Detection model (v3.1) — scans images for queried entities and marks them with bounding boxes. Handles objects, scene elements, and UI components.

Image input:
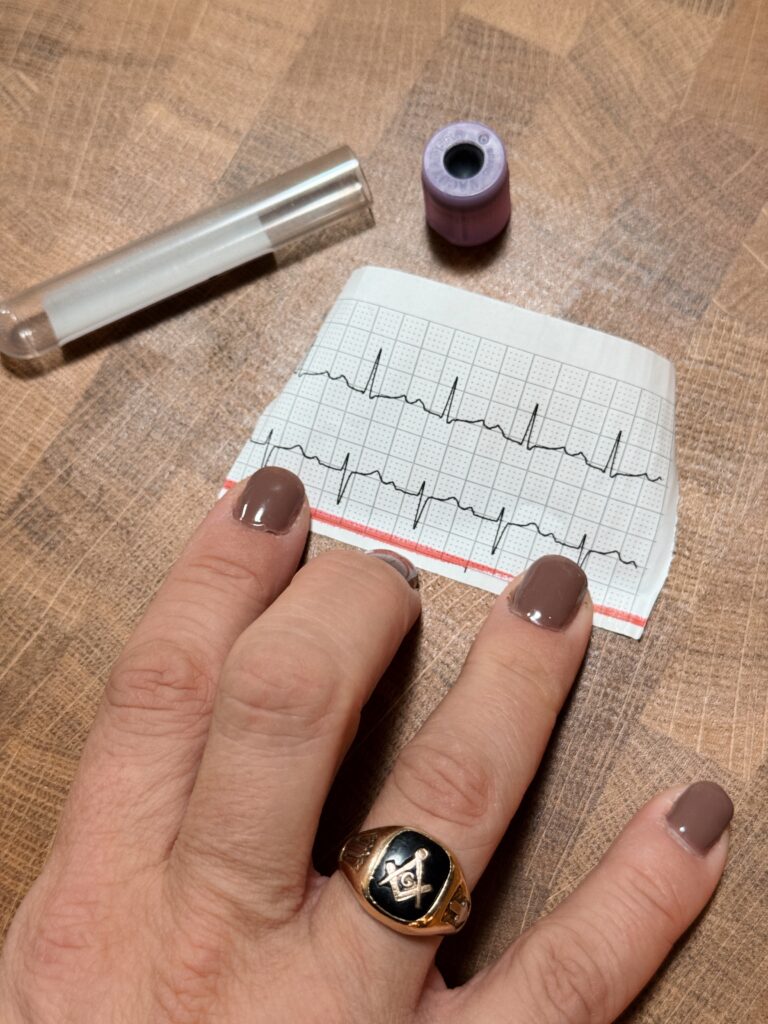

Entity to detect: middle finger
[172,547,421,916]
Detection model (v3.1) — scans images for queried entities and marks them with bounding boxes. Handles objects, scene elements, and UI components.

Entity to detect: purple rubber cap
[422,121,510,247]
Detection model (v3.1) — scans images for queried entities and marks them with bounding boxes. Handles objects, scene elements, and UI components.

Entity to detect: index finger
[57,468,309,869]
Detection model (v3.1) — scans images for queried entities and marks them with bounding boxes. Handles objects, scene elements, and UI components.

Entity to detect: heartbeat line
[254,430,640,569]
[297,348,662,484]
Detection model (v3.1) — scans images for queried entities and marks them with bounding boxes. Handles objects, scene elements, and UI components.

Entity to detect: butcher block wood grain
[1,1,767,1019]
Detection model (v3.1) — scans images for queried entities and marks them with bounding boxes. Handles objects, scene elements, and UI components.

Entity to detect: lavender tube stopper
[421,121,510,247]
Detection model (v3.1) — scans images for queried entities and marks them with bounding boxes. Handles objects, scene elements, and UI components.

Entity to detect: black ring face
[366,830,452,924]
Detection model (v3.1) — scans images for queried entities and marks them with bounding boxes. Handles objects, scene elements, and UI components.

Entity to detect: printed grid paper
[226,267,678,638]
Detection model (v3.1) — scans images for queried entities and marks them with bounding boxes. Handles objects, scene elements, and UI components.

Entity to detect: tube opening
[443,143,485,180]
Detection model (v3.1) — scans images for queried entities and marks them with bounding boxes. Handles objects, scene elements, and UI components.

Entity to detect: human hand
[0,468,733,1022]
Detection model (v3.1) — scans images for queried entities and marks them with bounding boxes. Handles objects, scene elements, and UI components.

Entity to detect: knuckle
[614,860,686,942]
[13,884,108,986]
[220,648,341,745]
[107,639,215,736]
[516,921,614,1024]
[469,645,565,722]
[391,737,494,827]
[175,550,269,605]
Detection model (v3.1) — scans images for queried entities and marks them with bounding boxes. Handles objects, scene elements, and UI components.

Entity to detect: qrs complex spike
[254,429,640,570]
[298,347,662,484]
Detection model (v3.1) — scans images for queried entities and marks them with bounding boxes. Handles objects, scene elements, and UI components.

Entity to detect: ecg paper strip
[226,267,678,638]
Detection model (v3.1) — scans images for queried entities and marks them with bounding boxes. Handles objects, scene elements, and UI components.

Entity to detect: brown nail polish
[508,554,587,630]
[367,549,419,587]
[666,781,734,855]
[233,467,305,533]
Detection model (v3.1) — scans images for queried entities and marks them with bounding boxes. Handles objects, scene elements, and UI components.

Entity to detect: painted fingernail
[666,781,734,855]
[508,554,587,630]
[233,467,305,533]
[367,549,419,587]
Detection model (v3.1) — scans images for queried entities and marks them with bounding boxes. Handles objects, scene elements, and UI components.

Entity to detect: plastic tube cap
[422,121,510,247]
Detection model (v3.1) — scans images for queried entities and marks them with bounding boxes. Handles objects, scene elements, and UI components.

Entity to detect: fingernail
[233,467,305,533]
[666,781,734,855]
[508,554,587,630]
[367,549,419,587]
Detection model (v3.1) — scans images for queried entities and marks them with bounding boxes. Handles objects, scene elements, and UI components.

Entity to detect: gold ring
[338,826,470,936]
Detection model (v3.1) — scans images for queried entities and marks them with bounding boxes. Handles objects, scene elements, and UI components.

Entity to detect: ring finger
[322,555,592,988]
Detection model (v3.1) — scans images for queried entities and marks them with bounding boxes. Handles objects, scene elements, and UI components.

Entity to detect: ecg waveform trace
[298,347,663,485]
[229,269,678,636]
[254,429,640,569]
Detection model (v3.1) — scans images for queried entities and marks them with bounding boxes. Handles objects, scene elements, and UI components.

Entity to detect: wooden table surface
[1,1,767,1019]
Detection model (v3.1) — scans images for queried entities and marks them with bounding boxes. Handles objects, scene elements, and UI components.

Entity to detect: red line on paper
[591,605,646,627]
[311,507,515,581]
[221,479,647,628]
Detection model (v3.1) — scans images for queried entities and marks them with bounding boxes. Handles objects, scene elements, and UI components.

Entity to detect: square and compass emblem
[365,829,452,924]
[339,825,471,933]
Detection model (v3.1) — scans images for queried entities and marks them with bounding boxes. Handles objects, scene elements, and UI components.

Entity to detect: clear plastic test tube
[0,146,371,359]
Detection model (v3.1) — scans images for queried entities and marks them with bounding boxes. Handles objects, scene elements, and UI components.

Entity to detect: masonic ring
[338,825,470,936]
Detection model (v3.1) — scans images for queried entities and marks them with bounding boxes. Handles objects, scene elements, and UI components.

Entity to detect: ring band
[338,826,470,936]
